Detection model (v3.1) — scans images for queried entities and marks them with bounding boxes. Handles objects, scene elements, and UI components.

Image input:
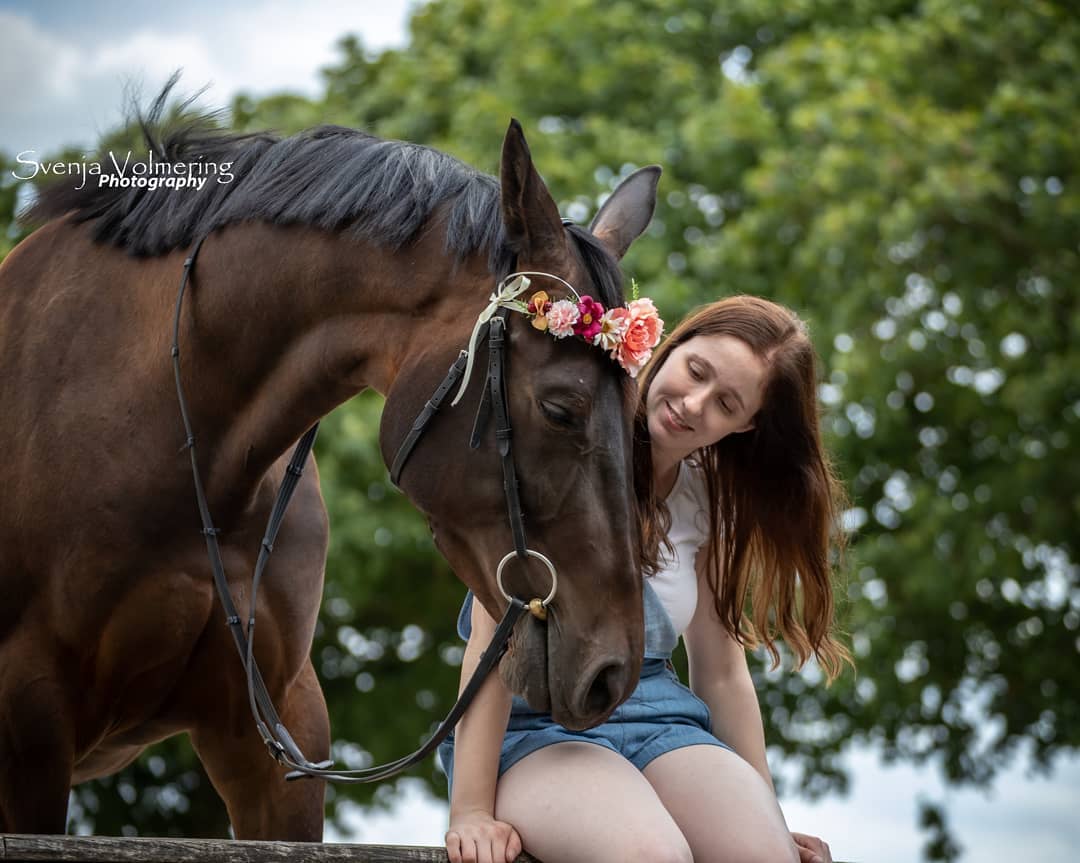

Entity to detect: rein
[171,235,560,783]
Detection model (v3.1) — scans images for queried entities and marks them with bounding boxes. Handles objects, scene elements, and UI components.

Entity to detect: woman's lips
[664,400,692,433]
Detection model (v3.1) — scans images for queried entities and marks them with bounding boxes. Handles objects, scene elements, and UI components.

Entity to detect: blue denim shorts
[438,658,732,790]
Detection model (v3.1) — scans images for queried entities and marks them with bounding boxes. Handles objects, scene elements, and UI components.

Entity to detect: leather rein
[171,234,562,783]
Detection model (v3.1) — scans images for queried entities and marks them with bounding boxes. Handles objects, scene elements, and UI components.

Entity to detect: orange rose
[615,299,663,377]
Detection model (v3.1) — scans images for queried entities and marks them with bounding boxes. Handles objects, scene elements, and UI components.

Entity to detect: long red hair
[635,295,851,681]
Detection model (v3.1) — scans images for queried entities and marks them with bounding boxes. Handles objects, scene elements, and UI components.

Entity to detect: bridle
[171,234,567,783]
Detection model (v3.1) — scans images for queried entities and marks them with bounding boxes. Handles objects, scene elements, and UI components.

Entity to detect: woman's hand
[445,809,523,863]
[792,831,832,863]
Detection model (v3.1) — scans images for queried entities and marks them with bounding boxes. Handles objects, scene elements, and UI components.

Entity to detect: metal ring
[497,271,581,304]
[496,549,558,607]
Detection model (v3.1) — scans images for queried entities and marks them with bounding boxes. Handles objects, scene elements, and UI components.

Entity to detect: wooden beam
[0,835,541,863]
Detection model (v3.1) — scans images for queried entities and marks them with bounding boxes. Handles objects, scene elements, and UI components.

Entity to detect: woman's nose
[683,387,707,417]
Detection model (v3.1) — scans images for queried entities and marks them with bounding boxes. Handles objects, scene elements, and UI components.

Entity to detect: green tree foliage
[306,0,1080,808]
[2,0,1077,853]
[2,151,51,255]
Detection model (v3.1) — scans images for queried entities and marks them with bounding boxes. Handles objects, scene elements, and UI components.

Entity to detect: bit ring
[496,549,558,611]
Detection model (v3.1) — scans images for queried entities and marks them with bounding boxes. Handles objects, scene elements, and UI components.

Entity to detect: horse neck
[183,222,486,510]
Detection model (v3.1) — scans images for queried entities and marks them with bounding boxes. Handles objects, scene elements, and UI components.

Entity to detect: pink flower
[616,298,664,377]
[573,295,605,342]
[594,307,630,350]
[546,299,580,338]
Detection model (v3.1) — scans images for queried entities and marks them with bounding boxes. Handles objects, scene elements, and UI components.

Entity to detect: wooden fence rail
[1,833,856,862]
[0,835,540,863]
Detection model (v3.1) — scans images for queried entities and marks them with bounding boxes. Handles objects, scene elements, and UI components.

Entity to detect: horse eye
[539,400,577,427]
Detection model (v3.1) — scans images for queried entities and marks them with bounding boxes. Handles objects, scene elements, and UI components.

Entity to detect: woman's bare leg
[495,742,692,863]
[644,745,799,863]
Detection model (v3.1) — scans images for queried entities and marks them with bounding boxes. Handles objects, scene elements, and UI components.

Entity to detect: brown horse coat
[0,106,659,837]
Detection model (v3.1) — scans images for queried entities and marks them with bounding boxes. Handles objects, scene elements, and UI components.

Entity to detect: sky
[2,1,1077,859]
[0,0,416,156]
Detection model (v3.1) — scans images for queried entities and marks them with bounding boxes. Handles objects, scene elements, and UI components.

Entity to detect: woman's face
[646,333,768,467]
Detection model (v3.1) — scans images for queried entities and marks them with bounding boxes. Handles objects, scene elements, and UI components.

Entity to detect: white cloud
[780,748,1080,862]
[198,0,412,96]
[0,10,125,157]
[0,11,82,110]
[328,778,448,845]
[87,31,218,89]
[0,1,416,155]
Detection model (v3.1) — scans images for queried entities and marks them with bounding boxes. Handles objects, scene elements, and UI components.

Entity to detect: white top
[646,459,712,638]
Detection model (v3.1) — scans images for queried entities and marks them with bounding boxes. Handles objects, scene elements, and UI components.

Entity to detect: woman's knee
[718,836,798,863]
[683,818,798,863]
[509,810,694,863]
[621,834,694,863]
[495,742,696,863]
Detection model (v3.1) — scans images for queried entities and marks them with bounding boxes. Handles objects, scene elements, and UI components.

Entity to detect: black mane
[564,223,625,312]
[24,84,624,308]
[24,87,510,273]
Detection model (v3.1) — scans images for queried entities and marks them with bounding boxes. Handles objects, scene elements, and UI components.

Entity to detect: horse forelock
[561,223,639,424]
[564,223,623,310]
[23,87,515,273]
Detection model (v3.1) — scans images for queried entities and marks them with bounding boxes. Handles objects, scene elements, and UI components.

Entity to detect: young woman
[440,295,850,863]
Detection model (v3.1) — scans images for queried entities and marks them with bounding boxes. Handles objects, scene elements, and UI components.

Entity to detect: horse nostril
[581,661,627,717]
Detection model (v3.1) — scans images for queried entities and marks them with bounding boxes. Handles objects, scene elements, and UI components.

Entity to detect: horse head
[381,121,659,729]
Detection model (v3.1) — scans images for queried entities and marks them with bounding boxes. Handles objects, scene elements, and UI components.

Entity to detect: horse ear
[500,119,566,259]
[589,165,662,261]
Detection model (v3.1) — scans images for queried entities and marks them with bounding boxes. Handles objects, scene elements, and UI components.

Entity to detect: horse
[0,91,660,840]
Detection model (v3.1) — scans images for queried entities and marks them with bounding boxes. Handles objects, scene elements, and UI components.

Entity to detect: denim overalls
[437,580,731,789]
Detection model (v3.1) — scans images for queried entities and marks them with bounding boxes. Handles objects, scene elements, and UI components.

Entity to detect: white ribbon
[450,271,582,407]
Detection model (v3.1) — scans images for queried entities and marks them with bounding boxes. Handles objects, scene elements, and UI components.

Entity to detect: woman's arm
[683,541,775,792]
[444,598,522,863]
[685,546,833,863]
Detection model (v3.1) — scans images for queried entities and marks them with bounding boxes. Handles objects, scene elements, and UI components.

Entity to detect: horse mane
[563,223,625,312]
[23,80,626,308]
[22,81,511,273]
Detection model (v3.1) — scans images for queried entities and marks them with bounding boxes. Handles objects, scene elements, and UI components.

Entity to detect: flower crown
[451,272,664,406]
[519,281,663,380]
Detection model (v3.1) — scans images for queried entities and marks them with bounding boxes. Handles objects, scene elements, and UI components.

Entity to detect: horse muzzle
[500,611,640,730]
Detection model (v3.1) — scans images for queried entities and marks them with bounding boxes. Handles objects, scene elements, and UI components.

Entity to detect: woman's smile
[663,400,693,433]
[646,333,769,480]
